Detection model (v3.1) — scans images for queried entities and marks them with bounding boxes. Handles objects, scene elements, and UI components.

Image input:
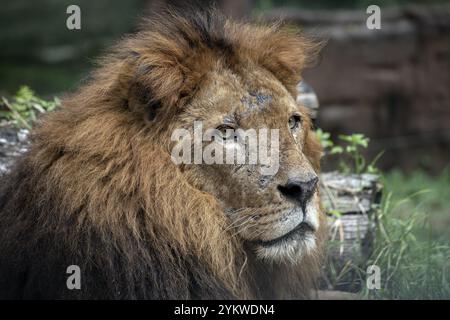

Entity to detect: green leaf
[330,146,343,154]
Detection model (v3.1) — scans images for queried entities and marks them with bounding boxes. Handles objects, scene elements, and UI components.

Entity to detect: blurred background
[1,0,449,172]
[0,0,449,298]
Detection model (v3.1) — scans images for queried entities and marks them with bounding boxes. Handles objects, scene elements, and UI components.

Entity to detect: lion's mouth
[252,222,315,248]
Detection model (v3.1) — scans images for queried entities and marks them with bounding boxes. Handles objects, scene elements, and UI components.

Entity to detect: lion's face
[176,63,322,262]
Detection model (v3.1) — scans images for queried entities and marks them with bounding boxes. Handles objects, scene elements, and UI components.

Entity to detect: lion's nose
[278,176,318,210]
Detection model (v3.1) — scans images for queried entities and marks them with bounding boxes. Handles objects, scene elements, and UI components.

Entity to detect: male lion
[0,8,325,299]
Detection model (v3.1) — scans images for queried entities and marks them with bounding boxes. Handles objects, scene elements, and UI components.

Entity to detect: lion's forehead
[189,69,298,124]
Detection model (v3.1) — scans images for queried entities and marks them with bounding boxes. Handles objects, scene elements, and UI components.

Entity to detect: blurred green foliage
[316,129,380,174]
[0,86,60,129]
[384,168,450,241]
[363,168,450,299]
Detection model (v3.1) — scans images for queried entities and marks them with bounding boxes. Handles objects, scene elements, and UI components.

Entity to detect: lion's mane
[0,7,324,299]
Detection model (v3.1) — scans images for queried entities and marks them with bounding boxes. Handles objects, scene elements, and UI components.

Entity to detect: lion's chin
[252,225,317,263]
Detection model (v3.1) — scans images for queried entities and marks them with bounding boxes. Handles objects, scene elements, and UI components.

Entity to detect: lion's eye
[216,125,236,141]
[289,115,302,131]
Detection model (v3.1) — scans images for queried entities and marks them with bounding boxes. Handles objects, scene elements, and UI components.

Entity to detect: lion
[0,7,325,299]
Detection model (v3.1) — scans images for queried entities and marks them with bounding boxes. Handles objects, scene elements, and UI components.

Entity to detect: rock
[0,121,29,175]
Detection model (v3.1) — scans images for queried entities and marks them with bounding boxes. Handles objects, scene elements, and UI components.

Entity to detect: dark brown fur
[0,7,324,299]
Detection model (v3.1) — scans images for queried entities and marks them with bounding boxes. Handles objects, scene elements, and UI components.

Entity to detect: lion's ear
[127,81,162,122]
[235,25,322,97]
[260,35,321,97]
[116,47,188,122]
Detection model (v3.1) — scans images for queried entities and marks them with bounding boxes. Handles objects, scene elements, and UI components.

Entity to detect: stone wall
[264,5,450,171]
